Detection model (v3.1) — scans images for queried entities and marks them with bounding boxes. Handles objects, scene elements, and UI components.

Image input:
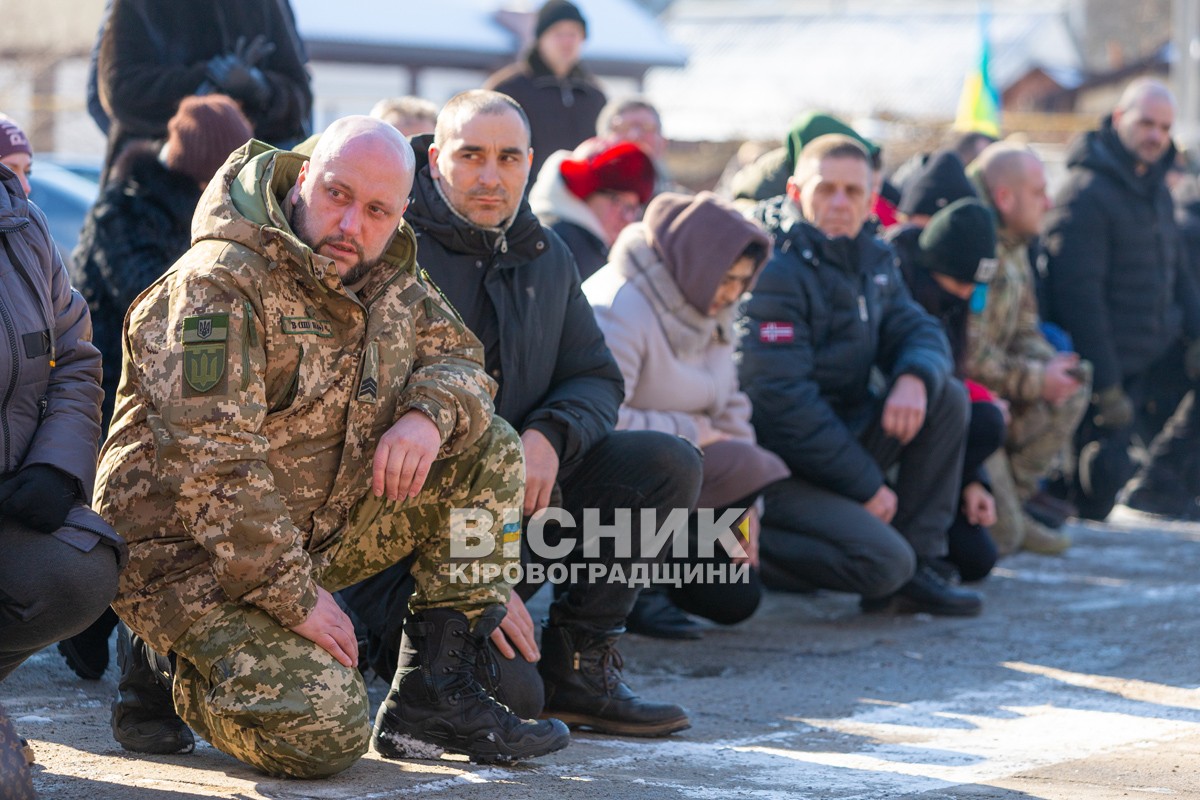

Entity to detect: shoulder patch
[181,313,229,395]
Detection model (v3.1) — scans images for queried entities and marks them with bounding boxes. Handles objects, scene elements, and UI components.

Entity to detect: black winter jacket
[70,146,202,429]
[405,137,623,476]
[739,200,953,502]
[484,48,607,178]
[1044,117,1200,391]
[550,219,609,282]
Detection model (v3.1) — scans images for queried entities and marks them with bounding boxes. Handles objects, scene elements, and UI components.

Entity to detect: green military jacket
[966,229,1056,405]
[95,141,495,652]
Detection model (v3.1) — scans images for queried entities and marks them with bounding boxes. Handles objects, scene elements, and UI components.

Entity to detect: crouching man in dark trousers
[740,134,980,616]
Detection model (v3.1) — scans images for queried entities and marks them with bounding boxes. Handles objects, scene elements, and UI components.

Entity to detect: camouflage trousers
[989,383,1090,554]
[171,418,523,778]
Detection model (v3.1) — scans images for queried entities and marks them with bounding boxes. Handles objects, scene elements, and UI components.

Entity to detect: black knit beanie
[918,197,998,284]
[899,149,976,218]
[536,0,587,39]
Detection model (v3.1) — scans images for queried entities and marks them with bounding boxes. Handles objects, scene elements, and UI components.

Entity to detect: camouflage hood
[192,140,419,286]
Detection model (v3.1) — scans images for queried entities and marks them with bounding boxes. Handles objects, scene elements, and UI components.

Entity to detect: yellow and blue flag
[955,12,1002,137]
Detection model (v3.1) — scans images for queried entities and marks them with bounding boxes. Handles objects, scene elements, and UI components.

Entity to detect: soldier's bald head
[308,116,416,204]
[290,116,417,289]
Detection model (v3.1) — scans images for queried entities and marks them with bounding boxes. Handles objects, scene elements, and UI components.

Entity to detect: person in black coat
[1043,78,1200,520]
[345,90,701,744]
[740,134,979,616]
[96,0,311,184]
[484,0,607,178]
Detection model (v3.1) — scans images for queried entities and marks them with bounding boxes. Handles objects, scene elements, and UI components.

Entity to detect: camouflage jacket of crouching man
[94,140,498,656]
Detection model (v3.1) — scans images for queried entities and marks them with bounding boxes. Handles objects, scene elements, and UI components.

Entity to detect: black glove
[231,34,276,68]
[1094,385,1135,430]
[206,41,272,109]
[0,464,81,533]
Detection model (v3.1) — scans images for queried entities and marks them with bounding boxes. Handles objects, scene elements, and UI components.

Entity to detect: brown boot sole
[542,711,690,738]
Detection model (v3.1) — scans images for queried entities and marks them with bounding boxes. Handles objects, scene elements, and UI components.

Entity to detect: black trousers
[945,401,1005,582]
[0,518,120,682]
[760,380,968,599]
[1072,340,1200,519]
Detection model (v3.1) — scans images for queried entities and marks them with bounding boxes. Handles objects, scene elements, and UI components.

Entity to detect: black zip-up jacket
[404,136,623,477]
[1043,117,1200,391]
[739,199,953,502]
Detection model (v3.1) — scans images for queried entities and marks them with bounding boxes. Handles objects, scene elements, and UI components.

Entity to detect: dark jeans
[515,430,703,632]
[339,430,702,685]
[649,496,764,626]
[760,379,968,598]
[946,400,1005,582]
[0,518,120,682]
[1072,341,1200,519]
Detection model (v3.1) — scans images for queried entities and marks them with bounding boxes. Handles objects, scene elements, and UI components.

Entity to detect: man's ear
[428,143,441,180]
[291,160,309,204]
[993,184,1015,218]
[785,175,802,205]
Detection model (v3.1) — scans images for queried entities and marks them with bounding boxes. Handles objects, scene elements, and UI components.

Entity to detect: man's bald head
[307,115,416,202]
[291,115,417,289]
[1113,78,1176,167]
[974,142,1047,241]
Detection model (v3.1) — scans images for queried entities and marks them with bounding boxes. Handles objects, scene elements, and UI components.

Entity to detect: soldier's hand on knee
[374,411,441,501]
[519,429,560,517]
[291,587,359,668]
[491,592,539,662]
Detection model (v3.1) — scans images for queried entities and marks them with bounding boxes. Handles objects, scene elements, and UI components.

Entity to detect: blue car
[28,158,100,261]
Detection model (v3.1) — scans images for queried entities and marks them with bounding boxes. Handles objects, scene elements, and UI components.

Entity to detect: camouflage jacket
[966,230,1055,405]
[94,141,495,652]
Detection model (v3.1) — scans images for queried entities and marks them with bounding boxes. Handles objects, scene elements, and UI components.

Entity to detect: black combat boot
[372,606,570,764]
[111,624,195,754]
[540,624,691,737]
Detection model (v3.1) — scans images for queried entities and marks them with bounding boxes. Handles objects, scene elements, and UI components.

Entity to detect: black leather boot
[862,561,983,617]
[540,624,691,737]
[111,624,194,754]
[372,606,569,764]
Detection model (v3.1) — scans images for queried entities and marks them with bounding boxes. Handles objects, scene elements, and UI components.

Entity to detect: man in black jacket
[740,134,979,616]
[1044,78,1200,520]
[357,90,701,742]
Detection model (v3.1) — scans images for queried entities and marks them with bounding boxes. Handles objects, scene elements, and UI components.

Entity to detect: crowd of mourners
[3,0,1200,792]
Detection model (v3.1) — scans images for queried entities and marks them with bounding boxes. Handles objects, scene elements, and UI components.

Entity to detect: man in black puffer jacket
[1044,78,1200,520]
[346,90,702,743]
[740,134,979,616]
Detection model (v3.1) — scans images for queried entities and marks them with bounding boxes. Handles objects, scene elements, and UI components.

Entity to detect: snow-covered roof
[645,0,1083,141]
[289,0,685,73]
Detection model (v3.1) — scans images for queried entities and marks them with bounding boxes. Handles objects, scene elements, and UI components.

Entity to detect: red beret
[560,141,655,204]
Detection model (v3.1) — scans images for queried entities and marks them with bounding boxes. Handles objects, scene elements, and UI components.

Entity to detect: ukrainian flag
[954,12,1002,138]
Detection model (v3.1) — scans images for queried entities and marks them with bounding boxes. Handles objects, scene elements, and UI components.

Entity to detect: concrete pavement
[6,508,1200,799]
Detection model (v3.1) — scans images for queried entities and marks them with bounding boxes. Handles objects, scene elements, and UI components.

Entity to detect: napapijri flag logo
[759,322,794,343]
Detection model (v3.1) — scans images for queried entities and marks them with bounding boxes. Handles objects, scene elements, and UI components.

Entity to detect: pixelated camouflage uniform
[966,229,1089,552]
[94,140,523,777]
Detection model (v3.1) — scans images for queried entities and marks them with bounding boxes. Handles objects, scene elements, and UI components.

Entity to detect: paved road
[6,508,1200,799]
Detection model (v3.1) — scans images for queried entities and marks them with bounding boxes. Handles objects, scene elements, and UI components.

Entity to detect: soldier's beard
[291,198,387,288]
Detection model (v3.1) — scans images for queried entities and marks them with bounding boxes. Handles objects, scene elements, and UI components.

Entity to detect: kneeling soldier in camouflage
[94,116,568,778]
